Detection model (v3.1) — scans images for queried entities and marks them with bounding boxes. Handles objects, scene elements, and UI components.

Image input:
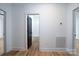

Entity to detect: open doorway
[73,7,79,55]
[0,9,6,55]
[26,14,40,51]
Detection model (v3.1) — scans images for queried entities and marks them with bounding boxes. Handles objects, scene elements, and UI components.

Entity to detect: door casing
[25,13,40,50]
[0,9,6,54]
[72,7,79,55]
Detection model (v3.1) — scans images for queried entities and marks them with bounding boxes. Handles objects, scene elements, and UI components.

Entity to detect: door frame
[0,9,6,54]
[24,13,40,50]
[72,7,79,55]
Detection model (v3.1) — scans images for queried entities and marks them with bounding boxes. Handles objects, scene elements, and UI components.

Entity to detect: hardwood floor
[0,38,4,55]
[2,37,73,56]
[31,37,39,50]
[75,39,79,55]
[2,50,72,56]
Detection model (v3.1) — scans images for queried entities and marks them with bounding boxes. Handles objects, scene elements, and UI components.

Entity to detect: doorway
[73,7,79,55]
[0,9,6,55]
[26,14,40,50]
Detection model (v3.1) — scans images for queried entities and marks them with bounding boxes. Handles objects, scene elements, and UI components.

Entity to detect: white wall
[0,3,77,52]
[12,3,67,51]
[29,15,39,37]
[0,4,12,52]
[12,4,26,50]
[76,13,79,39]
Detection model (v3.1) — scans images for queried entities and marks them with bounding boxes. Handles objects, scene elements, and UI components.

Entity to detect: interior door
[27,15,32,49]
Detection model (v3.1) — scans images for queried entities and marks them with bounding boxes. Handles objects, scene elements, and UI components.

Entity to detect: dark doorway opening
[26,14,40,50]
[27,15,32,49]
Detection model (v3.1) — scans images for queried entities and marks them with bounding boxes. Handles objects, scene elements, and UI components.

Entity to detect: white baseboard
[12,47,26,51]
[39,48,67,52]
[66,49,75,55]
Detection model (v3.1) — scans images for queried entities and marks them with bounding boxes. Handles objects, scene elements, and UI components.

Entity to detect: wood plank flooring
[2,50,72,56]
[75,39,79,55]
[0,38,4,55]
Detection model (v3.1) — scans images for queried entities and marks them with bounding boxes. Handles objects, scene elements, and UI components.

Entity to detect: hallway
[0,3,79,56]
